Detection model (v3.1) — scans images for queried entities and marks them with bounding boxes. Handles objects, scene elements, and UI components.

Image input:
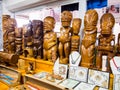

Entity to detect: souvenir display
[69,51,81,66]
[45,73,63,84]
[88,69,110,89]
[74,82,96,90]
[58,11,72,64]
[32,20,43,59]
[23,22,33,57]
[110,56,120,74]
[96,13,115,72]
[43,16,57,62]
[34,72,48,79]
[15,28,23,55]
[59,78,79,89]
[71,18,81,52]
[81,10,98,68]
[69,66,88,82]
[59,64,68,79]
[113,74,120,90]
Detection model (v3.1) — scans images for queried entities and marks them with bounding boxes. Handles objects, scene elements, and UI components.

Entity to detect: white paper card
[74,82,96,90]
[69,66,88,82]
[88,69,110,89]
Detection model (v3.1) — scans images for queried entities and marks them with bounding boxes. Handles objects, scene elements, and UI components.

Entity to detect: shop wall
[2,1,14,17]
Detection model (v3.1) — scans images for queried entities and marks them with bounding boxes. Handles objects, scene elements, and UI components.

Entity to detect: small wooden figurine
[58,11,72,64]
[81,10,98,68]
[96,13,115,72]
[43,16,57,62]
[71,18,81,52]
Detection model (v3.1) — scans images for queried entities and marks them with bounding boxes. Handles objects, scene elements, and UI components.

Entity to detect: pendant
[117,67,120,72]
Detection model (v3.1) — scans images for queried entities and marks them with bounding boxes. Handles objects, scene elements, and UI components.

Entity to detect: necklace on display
[71,54,80,64]
[112,58,120,72]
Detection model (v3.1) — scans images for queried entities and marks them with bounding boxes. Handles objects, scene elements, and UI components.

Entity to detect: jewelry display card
[33,72,48,79]
[74,82,96,90]
[113,74,120,90]
[110,56,120,74]
[69,51,81,66]
[69,66,88,82]
[88,69,110,89]
[99,87,108,90]
[59,78,79,89]
[59,64,68,79]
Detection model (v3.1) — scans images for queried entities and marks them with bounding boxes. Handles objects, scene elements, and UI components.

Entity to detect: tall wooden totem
[23,22,33,57]
[2,15,17,53]
[81,10,98,68]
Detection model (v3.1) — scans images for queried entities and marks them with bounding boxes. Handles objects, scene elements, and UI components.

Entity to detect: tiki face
[84,9,98,30]
[61,11,72,27]
[72,18,81,34]
[32,20,43,37]
[43,16,55,32]
[100,13,115,35]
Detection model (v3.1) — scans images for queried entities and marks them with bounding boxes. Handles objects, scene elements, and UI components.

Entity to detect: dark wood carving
[32,20,43,59]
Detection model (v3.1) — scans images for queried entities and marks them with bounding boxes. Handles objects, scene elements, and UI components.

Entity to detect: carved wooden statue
[58,11,72,64]
[7,18,17,53]
[32,20,43,59]
[71,18,81,52]
[43,16,57,62]
[81,10,98,68]
[96,13,115,71]
[15,27,23,55]
[23,22,33,57]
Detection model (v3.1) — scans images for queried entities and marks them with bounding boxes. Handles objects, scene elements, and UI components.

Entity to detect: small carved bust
[43,16,57,62]
[59,11,72,64]
[81,9,98,68]
[96,13,115,71]
[71,18,81,52]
